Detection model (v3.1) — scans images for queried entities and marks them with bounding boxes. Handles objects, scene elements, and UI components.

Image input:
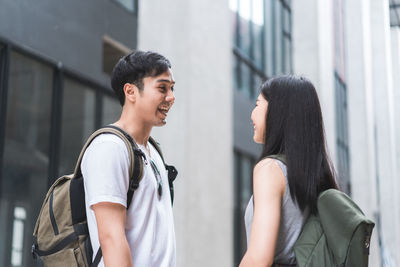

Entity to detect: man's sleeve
[81,138,130,209]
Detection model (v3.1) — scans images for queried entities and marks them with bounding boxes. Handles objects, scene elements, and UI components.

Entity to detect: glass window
[0,44,4,60]
[334,72,350,194]
[264,0,292,76]
[233,151,255,266]
[333,0,350,194]
[239,61,252,97]
[252,0,264,68]
[102,95,121,125]
[113,0,136,13]
[274,1,283,74]
[238,0,252,56]
[0,51,53,267]
[233,0,268,99]
[58,78,96,176]
[252,73,264,97]
[283,36,292,74]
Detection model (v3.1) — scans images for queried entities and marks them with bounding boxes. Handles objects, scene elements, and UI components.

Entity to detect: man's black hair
[111,50,172,106]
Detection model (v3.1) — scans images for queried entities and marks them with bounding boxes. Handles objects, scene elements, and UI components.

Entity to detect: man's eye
[159,86,166,91]
[171,86,174,92]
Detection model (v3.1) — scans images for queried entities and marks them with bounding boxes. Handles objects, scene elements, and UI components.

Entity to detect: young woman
[239,75,338,267]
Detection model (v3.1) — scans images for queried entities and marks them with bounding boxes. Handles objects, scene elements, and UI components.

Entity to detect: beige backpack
[32,126,177,266]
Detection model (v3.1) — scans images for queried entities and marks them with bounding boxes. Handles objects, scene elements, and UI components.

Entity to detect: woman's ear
[123,83,138,104]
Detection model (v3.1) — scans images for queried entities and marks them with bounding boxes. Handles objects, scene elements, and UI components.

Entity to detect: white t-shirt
[81,133,176,267]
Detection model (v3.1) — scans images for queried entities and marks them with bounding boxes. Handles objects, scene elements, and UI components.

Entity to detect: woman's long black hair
[258,75,338,214]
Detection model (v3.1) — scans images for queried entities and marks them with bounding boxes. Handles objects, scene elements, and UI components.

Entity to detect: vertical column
[370,0,399,262]
[138,1,233,267]
[390,26,400,264]
[292,0,337,166]
[343,0,380,265]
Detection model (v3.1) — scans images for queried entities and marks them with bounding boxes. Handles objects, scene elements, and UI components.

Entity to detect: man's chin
[154,119,167,127]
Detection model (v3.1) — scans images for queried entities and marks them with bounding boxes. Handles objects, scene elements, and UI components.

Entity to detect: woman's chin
[253,136,263,144]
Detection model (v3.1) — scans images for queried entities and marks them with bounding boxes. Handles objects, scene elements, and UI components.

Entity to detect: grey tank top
[244,159,309,265]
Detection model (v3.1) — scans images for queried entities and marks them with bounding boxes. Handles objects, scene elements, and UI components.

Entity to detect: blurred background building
[0,0,398,266]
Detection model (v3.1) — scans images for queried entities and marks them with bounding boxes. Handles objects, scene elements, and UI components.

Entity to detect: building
[0,0,399,266]
[0,0,138,266]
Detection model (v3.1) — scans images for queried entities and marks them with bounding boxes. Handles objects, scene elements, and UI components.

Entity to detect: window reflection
[58,78,96,176]
[232,0,269,100]
[11,207,26,267]
[113,0,136,12]
[234,151,255,266]
[102,95,121,126]
[1,51,52,267]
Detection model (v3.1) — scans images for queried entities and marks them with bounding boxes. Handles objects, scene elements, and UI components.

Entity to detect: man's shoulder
[88,133,127,150]
[83,133,129,162]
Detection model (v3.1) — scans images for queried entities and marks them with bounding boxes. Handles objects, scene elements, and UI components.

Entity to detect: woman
[239,75,338,267]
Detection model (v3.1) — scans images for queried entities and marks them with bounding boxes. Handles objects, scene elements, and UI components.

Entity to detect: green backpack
[294,189,375,267]
[31,126,177,267]
[266,155,375,267]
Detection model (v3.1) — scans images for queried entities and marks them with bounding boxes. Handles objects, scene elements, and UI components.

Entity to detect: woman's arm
[239,159,286,267]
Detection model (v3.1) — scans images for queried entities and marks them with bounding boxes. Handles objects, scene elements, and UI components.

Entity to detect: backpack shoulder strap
[74,126,145,209]
[148,136,164,161]
[148,137,178,205]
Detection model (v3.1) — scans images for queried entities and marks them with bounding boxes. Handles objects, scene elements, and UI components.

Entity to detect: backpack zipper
[49,188,59,235]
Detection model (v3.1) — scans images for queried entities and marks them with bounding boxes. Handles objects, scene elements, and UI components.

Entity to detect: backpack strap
[148,137,178,205]
[73,126,146,209]
[75,126,146,267]
[105,125,147,209]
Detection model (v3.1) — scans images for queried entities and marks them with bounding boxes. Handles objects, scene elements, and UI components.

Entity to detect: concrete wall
[390,26,400,265]
[344,0,380,264]
[369,0,399,263]
[137,0,233,266]
[294,0,400,265]
[292,0,338,167]
[0,0,137,86]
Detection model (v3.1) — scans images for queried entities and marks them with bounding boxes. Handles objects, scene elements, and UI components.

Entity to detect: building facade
[0,0,137,266]
[0,0,399,266]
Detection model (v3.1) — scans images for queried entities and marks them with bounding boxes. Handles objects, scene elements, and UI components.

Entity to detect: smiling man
[81,51,176,267]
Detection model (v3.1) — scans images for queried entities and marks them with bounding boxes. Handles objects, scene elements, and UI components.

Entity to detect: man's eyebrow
[156,79,175,84]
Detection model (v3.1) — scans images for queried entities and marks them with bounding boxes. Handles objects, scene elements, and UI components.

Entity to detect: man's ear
[123,83,138,104]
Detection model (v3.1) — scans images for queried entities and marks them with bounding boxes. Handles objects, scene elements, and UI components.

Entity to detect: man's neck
[113,109,152,146]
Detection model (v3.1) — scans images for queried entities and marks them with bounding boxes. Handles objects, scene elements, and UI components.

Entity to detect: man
[81,50,176,267]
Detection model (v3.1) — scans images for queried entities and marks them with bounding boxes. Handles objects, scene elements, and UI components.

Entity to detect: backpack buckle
[166,165,178,181]
[31,244,37,260]
[134,148,147,164]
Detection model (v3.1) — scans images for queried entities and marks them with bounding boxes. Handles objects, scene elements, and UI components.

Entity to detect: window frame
[0,35,119,189]
[233,149,256,266]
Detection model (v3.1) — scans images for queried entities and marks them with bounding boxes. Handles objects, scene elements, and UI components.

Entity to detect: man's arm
[92,202,133,267]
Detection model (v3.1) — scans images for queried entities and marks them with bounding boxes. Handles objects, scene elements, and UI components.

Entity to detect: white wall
[292,0,338,167]
[138,1,233,266]
[369,0,399,263]
[344,0,380,264]
[294,0,400,265]
[390,26,400,264]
